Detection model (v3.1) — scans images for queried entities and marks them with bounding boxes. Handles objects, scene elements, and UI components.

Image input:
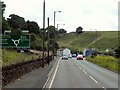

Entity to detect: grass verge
[86,55,120,73]
[2,49,40,66]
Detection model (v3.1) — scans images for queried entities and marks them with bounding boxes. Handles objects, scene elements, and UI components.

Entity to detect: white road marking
[79,66,82,70]
[49,58,61,88]
[103,87,107,90]
[43,58,58,89]
[83,70,87,74]
[89,76,98,83]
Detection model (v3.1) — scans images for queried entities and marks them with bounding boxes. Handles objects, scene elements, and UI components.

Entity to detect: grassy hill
[57,31,119,51]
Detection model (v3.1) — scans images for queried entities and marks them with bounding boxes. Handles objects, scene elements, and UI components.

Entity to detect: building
[57,49,63,56]
[57,48,71,56]
[63,48,71,56]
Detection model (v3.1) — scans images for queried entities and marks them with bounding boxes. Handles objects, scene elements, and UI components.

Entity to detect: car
[76,54,84,60]
[68,54,72,58]
[72,54,77,57]
[62,55,68,60]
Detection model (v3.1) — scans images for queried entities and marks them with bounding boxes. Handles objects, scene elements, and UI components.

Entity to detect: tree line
[1,2,68,52]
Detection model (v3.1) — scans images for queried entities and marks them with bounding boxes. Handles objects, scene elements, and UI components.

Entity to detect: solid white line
[89,76,98,83]
[49,58,61,88]
[103,87,107,90]
[83,70,87,74]
[43,58,59,88]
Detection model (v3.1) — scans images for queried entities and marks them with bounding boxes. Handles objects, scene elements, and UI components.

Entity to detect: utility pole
[42,0,45,68]
[47,17,50,65]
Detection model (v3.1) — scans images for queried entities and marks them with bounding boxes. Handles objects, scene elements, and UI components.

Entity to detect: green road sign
[2,35,30,48]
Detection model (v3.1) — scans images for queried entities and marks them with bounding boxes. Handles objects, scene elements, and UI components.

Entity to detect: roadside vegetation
[2,49,53,66]
[1,1,60,66]
[86,55,119,73]
[2,49,40,66]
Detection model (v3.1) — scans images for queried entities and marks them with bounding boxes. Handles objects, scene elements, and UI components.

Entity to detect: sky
[2,0,119,32]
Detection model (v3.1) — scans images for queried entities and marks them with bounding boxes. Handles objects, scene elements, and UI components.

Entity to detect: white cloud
[2,0,119,32]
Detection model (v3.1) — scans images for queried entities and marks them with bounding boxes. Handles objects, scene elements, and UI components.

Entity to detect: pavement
[3,57,58,89]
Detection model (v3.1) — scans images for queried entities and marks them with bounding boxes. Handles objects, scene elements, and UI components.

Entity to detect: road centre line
[83,70,87,74]
[89,76,98,83]
[49,57,61,88]
[79,66,82,70]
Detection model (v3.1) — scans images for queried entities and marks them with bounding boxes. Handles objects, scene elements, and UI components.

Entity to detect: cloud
[2,0,119,32]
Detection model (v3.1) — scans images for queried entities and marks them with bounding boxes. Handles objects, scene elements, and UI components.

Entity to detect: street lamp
[57,24,65,31]
[54,11,61,28]
[42,0,45,68]
[53,11,61,59]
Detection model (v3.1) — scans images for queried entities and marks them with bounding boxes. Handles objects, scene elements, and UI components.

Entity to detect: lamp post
[47,17,50,65]
[57,24,65,31]
[53,11,61,59]
[42,0,45,68]
[54,11,61,28]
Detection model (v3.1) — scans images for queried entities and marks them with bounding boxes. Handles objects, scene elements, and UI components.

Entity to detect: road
[45,57,119,89]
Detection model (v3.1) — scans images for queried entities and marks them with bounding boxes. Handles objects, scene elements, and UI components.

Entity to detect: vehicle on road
[76,54,84,60]
[68,54,72,58]
[72,54,77,57]
[62,55,68,60]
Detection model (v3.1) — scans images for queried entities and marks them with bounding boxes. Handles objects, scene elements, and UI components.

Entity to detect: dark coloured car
[72,54,77,57]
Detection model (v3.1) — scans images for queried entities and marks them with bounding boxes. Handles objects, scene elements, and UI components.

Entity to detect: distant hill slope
[57,31,119,51]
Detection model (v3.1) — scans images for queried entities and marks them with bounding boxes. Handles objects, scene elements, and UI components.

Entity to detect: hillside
[57,31,119,51]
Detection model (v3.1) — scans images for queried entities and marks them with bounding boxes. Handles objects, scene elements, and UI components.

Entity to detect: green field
[57,31,119,51]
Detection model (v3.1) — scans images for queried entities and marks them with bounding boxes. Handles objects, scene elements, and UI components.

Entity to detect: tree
[58,28,67,34]
[7,14,27,30]
[1,1,10,34]
[1,1,6,15]
[26,20,40,34]
[46,25,58,39]
[30,33,43,50]
[114,46,120,58]
[49,39,59,51]
[76,26,83,35]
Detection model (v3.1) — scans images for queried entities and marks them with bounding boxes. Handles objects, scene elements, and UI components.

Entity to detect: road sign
[2,35,30,48]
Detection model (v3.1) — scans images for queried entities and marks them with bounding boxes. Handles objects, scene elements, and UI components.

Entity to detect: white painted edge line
[83,70,87,74]
[49,58,61,88]
[89,76,98,83]
[47,58,59,77]
[43,57,60,89]
[102,87,107,90]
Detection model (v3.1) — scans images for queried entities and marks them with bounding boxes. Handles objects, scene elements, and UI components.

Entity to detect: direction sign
[2,35,30,48]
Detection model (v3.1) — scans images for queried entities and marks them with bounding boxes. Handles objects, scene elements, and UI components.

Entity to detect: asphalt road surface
[45,57,119,89]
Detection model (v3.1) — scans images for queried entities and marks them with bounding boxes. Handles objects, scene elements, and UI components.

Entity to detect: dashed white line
[83,70,87,74]
[79,66,82,70]
[89,76,98,83]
